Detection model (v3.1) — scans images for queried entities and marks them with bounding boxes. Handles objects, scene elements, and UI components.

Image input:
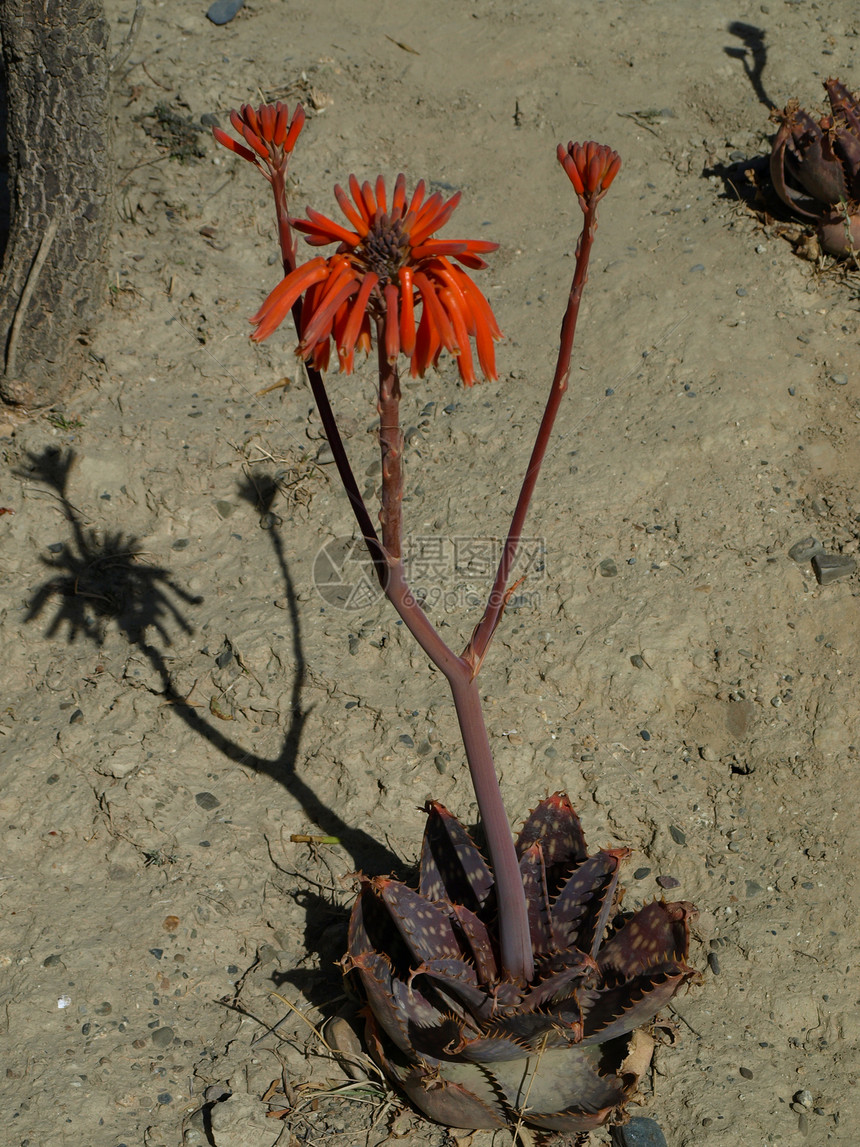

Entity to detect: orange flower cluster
[557,141,621,208]
[212,101,305,180]
[250,174,502,385]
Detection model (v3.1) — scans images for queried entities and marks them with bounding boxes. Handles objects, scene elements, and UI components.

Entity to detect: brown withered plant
[770,77,860,255]
[214,104,697,1136]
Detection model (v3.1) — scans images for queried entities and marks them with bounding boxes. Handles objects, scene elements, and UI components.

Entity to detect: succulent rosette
[770,78,860,254]
[343,793,697,1134]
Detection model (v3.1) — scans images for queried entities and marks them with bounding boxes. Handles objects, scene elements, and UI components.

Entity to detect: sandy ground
[2,1,860,1144]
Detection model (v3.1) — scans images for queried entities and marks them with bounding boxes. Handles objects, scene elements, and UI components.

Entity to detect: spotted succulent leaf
[450,902,498,983]
[346,949,413,1054]
[419,800,493,910]
[550,847,628,951]
[519,948,598,1011]
[519,842,554,955]
[486,1006,581,1049]
[515,792,588,878]
[488,1045,634,1131]
[579,966,692,1045]
[598,899,697,979]
[375,875,462,963]
[411,956,491,1018]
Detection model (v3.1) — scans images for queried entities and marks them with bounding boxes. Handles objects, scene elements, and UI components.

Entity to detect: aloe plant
[215,112,697,1134]
[770,78,860,254]
[346,795,696,1132]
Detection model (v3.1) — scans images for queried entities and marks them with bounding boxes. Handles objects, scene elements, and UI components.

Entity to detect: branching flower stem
[464,202,600,675]
[264,151,604,987]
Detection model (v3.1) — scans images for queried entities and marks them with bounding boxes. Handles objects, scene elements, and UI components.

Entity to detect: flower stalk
[214,107,697,1136]
[213,113,620,987]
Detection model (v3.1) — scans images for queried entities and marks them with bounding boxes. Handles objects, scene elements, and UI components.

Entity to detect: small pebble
[707,951,721,975]
[639,729,651,741]
[204,1084,231,1103]
[690,263,705,272]
[794,1089,814,1109]
[599,558,618,577]
[787,536,823,563]
[736,287,747,296]
[605,387,615,396]
[656,874,680,890]
[669,824,686,845]
[206,0,243,23]
[195,791,221,810]
[609,1116,668,1147]
[739,1066,753,1079]
[398,734,414,747]
[324,1015,369,1081]
[633,866,651,880]
[812,552,856,585]
[151,1026,174,1048]
[630,654,646,668]
[830,372,848,385]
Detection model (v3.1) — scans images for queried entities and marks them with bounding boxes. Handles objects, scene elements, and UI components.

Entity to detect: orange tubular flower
[557,140,621,209]
[249,174,502,386]
[212,101,305,181]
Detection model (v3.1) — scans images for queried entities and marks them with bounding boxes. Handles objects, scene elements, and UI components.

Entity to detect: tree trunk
[0,0,111,407]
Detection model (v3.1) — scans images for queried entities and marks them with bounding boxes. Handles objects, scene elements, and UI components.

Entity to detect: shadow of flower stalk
[21,446,403,882]
[215,105,699,1135]
[20,447,199,647]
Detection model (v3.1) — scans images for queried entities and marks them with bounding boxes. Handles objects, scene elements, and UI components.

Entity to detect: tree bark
[0,0,111,407]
